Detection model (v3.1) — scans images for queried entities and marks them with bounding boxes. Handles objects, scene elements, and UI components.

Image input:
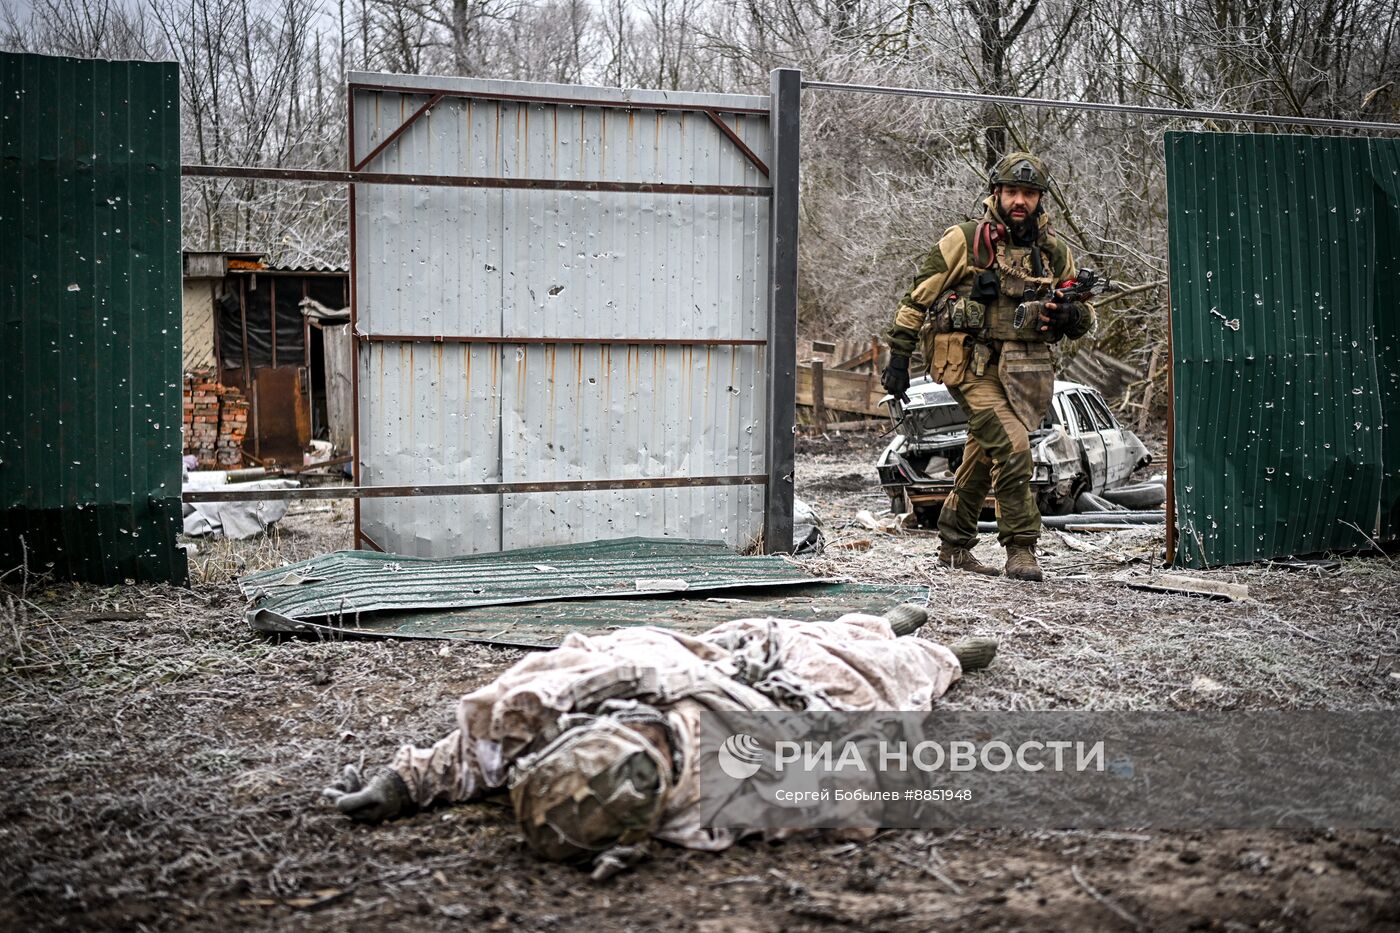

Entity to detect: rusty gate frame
[182,69,801,554]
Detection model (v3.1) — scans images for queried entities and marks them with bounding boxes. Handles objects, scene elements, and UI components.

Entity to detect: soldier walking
[881,152,1095,581]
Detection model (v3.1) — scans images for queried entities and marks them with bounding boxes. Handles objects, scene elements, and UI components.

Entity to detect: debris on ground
[792,496,826,554]
[1119,572,1251,602]
[181,473,300,539]
[5,430,1400,931]
[856,509,913,534]
[239,538,829,617]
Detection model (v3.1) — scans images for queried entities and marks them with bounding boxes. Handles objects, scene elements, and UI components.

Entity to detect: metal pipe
[183,473,769,503]
[348,82,363,550]
[800,80,1400,133]
[763,68,801,555]
[181,164,770,198]
[976,511,1166,533]
[358,333,766,347]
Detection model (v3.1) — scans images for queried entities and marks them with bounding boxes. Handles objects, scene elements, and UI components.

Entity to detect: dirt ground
[4,428,1400,932]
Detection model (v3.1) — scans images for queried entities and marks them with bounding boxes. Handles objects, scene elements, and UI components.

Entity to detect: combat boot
[883,604,928,637]
[938,544,1001,577]
[950,636,999,671]
[1004,545,1043,582]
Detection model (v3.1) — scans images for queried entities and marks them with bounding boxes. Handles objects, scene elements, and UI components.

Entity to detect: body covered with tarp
[384,613,961,852]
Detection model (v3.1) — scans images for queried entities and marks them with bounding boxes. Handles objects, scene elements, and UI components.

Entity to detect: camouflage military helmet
[989,151,1051,192]
[508,712,673,862]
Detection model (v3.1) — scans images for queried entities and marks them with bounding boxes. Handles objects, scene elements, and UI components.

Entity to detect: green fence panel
[0,52,186,584]
[1370,145,1400,542]
[1166,131,1397,567]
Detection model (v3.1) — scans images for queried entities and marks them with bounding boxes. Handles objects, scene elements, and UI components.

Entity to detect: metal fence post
[764,68,800,554]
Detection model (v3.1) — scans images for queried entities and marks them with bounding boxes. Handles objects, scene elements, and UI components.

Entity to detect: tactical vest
[947,225,1057,343]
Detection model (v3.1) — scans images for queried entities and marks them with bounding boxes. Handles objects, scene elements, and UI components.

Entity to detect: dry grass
[794,428,1400,713]
[2,439,1398,931]
[185,500,357,585]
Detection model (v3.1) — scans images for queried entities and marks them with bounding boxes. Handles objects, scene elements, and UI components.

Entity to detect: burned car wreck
[877,377,1159,526]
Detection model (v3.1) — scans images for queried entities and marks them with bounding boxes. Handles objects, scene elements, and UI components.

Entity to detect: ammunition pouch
[999,342,1055,431]
[948,295,987,332]
[970,269,1000,301]
[931,332,971,387]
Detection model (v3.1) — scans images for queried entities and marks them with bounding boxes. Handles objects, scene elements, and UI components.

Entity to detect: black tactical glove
[1039,300,1088,333]
[880,354,911,403]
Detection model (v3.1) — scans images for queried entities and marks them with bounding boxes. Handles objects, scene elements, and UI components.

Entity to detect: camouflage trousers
[938,362,1041,549]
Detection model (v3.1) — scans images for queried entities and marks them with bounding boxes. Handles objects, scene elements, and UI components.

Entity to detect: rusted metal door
[250,367,309,465]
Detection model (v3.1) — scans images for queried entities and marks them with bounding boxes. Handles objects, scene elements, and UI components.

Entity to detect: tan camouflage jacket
[885,197,1093,358]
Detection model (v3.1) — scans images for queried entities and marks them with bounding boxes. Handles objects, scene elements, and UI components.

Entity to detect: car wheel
[913,504,942,529]
[1038,488,1077,516]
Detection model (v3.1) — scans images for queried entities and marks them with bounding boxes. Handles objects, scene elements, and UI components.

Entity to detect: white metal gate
[348,73,776,555]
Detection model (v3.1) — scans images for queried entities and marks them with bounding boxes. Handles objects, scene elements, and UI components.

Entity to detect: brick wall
[182,368,249,468]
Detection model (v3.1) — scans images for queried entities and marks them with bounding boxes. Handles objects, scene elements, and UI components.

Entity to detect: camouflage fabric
[988,151,1052,192]
[939,361,1042,548]
[887,195,1087,361]
[381,614,963,853]
[509,711,673,862]
[883,163,1090,549]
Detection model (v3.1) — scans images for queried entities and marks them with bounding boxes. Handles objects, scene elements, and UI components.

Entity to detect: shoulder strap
[959,220,1002,268]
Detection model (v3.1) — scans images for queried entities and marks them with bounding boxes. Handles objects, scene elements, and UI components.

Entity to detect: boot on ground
[883,604,928,637]
[950,636,999,671]
[1004,545,1043,582]
[938,544,1001,577]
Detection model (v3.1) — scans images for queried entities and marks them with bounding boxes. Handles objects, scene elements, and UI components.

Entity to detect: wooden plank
[796,364,885,416]
[1118,573,1251,602]
[835,344,878,371]
[810,359,827,430]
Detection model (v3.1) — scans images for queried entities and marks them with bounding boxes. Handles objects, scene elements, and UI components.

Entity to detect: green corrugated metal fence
[0,52,186,584]
[1166,131,1400,567]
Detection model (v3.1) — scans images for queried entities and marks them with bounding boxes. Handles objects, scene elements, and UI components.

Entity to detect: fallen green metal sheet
[249,582,928,647]
[240,538,838,627]
[1165,131,1398,567]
